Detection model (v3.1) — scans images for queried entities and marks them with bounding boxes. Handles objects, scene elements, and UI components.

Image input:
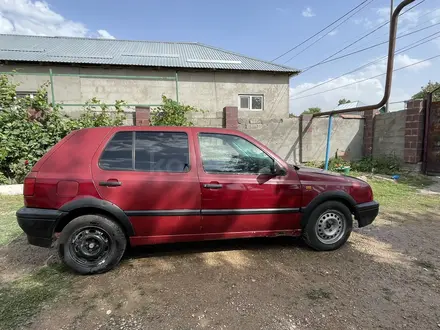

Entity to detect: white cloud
[353,17,373,28]
[302,7,315,18]
[328,30,338,36]
[97,29,115,39]
[0,0,114,38]
[289,53,428,114]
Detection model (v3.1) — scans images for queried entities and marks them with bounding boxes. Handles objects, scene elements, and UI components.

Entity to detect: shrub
[351,155,402,175]
[150,95,203,126]
[0,74,126,183]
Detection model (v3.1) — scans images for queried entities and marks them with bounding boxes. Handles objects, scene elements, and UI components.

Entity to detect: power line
[282,0,375,64]
[291,53,440,100]
[294,30,440,96]
[298,0,426,72]
[271,0,372,62]
[301,21,440,71]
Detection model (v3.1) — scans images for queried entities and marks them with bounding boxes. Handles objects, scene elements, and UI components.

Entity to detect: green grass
[0,195,24,245]
[369,178,440,211]
[0,264,73,330]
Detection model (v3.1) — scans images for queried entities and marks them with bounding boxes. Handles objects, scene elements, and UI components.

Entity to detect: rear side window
[99,132,133,170]
[135,132,189,172]
[99,131,189,172]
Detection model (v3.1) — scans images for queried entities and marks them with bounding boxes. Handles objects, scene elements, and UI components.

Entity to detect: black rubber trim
[126,209,201,216]
[202,208,300,215]
[300,191,357,228]
[354,200,379,228]
[125,208,300,216]
[59,198,135,236]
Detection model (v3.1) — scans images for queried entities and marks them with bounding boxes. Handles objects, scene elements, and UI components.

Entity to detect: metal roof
[332,101,366,111]
[0,34,298,74]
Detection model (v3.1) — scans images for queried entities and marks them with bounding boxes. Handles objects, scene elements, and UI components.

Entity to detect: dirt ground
[1,207,440,330]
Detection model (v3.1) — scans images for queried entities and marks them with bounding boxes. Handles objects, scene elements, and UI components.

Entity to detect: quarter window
[99,132,133,170]
[198,133,273,174]
[238,94,263,111]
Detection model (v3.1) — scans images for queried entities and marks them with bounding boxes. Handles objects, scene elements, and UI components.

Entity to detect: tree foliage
[338,98,351,105]
[302,107,321,115]
[150,95,204,126]
[412,81,440,102]
[0,74,127,183]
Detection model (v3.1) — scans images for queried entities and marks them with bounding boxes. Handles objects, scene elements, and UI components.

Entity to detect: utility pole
[386,0,393,113]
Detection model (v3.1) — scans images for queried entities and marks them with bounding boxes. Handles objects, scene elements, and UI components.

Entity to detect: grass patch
[305,288,332,300]
[369,178,440,211]
[0,264,73,330]
[0,195,24,246]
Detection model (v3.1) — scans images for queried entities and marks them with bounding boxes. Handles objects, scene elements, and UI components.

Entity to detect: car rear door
[194,129,302,238]
[91,127,201,244]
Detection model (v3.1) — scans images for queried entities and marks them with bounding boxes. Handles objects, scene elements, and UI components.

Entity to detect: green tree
[338,98,351,105]
[150,95,203,126]
[412,81,440,102]
[301,107,321,115]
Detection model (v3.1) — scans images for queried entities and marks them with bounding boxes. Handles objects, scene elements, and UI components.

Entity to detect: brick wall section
[404,99,425,163]
[135,106,150,126]
[373,111,406,160]
[363,110,375,157]
[223,106,238,130]
[300,115,313,163]
[187,111,224,127]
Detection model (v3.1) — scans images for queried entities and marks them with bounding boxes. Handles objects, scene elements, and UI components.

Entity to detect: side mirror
[270,160,286,176]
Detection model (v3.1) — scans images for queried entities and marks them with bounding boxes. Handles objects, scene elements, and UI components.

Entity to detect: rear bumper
[354,201,379,228]
[16,207,66,247]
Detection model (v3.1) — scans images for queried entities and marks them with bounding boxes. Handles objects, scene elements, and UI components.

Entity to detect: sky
[0,0,439,114]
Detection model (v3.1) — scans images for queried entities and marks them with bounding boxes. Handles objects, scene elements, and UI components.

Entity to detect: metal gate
[424,98,440,175]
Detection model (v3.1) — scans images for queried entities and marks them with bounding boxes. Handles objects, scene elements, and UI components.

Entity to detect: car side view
[16,126,379,274]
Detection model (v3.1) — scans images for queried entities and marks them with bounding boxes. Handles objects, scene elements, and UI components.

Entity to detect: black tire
[57,214,127,274]
[302,201,353,251]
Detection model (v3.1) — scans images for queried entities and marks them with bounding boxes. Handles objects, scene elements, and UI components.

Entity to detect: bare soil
[2,209,440,330]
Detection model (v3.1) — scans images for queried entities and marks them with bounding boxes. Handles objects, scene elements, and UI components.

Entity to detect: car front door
[195,131,302,238]
[91,128,201,244]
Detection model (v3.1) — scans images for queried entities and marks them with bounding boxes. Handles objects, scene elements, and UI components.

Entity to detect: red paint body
[24,126,374,247]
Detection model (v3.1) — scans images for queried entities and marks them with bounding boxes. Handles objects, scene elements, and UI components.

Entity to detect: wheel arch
[300,191,356,228]
[56,197,135,237]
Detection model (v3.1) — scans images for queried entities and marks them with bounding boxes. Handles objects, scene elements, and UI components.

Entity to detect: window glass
[198,133,273,174]
[240,96,249,109]
[135,132,189,172]
[252,96,262,110]
[99,132,133,170]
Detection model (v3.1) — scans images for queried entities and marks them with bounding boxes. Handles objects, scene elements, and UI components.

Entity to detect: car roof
[109,126,243,135]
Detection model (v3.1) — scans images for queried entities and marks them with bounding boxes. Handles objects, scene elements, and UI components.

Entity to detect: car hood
[291,165,366,184]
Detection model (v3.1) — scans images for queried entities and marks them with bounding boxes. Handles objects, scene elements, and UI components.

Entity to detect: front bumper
[354,201,379,228]
[16,207,66,247]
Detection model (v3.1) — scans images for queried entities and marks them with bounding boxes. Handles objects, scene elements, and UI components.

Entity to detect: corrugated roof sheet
[332,101,366,111]
[0,34,298,74]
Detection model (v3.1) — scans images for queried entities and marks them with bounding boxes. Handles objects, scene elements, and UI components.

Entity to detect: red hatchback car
[17,126,379,274]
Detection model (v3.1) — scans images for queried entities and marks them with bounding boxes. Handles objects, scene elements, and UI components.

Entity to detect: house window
[238,95,263,111]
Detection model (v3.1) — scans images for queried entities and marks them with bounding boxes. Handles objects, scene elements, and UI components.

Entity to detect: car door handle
[203,183,223,189]
[99,181,122,187]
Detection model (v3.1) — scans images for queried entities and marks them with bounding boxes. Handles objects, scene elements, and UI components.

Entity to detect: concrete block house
[0,34,298,121]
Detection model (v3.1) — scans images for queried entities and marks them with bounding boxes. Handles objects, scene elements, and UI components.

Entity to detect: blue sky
[0,0,439,113]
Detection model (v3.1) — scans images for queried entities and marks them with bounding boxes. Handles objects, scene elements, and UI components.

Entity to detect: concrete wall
[3,63,290,118]
[301,117,364,162]
[373,111,406,160]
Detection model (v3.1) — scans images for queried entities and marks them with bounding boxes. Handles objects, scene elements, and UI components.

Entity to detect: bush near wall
[0,75,126,183]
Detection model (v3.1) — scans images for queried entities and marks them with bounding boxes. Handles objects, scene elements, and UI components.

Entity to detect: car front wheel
[57,214,127,274]
[302,201,353,251]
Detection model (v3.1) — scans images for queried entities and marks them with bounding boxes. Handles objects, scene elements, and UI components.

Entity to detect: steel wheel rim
[68,226,112,267]
[315,210,346,244]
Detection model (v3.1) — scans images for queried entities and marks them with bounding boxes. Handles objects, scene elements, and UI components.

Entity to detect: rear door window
[135,132,189,172]
[99,132,133,170]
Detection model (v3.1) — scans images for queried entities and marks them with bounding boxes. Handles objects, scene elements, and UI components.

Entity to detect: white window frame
[238,94,264,111]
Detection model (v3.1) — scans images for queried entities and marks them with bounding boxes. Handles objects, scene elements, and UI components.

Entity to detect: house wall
[2,63,290,118]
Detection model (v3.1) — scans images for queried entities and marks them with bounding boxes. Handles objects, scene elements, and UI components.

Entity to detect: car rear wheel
[302,201,353,251]
[57,214,127,274]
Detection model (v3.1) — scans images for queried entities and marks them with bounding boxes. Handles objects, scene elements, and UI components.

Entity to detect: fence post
[49,69,55,108]
[175,71,179,104]
[324,115,333,170]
